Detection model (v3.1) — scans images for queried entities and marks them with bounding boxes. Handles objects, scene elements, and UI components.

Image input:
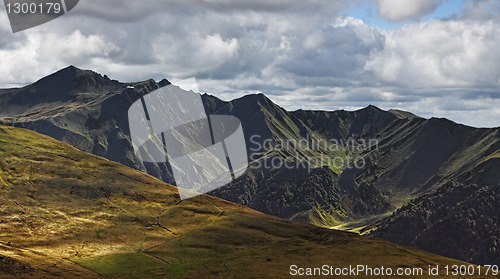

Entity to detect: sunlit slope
[0,126,495,278]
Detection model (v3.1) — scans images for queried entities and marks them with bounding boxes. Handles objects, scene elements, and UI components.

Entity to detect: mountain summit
[0,66,120,108]
[35,65,119,91]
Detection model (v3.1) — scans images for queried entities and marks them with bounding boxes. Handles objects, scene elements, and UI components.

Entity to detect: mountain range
[1,121,489,278]
[1,66,499,266]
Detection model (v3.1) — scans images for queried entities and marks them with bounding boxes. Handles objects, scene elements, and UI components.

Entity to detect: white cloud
[377,0,442,22]
[41,30,120,63]
[0,28,120,85]
[365,20,500,89]
[174,33,239,74]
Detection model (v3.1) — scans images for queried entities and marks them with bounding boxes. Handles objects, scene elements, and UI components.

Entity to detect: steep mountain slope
[360,118,500,195]
[371,180,500,265]
[208,94,500,224]
[207,94,399,224]
[0,125,489,278]
[0,66,176,184]
[370,141,500,265]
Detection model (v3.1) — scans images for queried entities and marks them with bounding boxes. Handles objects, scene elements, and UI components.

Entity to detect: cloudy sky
[1,0,499,127]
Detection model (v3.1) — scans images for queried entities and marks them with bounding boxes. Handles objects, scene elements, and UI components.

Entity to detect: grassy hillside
[0,125,495,278]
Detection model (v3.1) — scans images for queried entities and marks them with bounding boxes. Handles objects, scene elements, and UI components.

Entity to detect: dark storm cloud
[70,0,338,22]
[278,20,385,80]
[377,0,442,22]
[462,0,500,21]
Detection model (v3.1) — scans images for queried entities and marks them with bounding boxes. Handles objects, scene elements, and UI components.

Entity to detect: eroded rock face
[372,181,500,265]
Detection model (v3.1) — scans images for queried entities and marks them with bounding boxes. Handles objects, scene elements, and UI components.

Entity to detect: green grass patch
[74,253,171,278]
[331,212,393,235]
[311,207,343,227]
[145,250,193,279]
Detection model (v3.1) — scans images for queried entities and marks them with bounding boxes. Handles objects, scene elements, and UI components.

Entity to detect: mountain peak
[364,104,382,111]
[248,93,273,103]
[236,93,283,112]
[1,66,122,109]
[232,93,270,105]
[352,104,385,115]
[62,64,79,71]
[37,66,120,90]
[46,65,108,82]
[158,78,171,87]
[62,65,77,71]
